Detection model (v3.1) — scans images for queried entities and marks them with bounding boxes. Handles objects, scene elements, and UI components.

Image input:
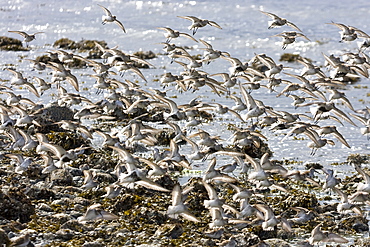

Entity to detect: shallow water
[1,0,370,245]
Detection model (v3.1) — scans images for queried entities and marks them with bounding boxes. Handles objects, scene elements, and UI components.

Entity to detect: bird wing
[286,21,302,32]
[114,19,126,33]
[8,30,28,37]
[98,4,113,16]
[208,20,222,29]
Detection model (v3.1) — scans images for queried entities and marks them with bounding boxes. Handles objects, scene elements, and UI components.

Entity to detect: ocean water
[1,0,369,168]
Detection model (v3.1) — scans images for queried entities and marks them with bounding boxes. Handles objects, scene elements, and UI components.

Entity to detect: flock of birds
[2,4,370,247]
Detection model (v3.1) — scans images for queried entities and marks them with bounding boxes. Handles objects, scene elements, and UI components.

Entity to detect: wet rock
[253,225,278,240]
[337,215,369,233]
[353,222,369,233]
[154,174,176,189]
[37,203,53,212]
[231,232,261,246]
[154,223,183,239]
[113,194,137,212]
[53,38,108,59]
[60,219,90,233]
[52,213,75,225]
[73,197,91,207]
[0,228,10,246]
[354,238,370,247]
[133,50,157,60]
[26,186,56,200]
[55,228,74,240]
[279,53,306,62]
[203,239,216,247]
[0,36,27,51]
[281,192,319,211]
[264,238,291,246]
[347,153,370,165]
[50,169,73,186]
[53,38,77,49]
[0,187,35,223]
[132,50,157,68]
[82,241,104,247]
[93,171,116,184]
[34,105,74,126]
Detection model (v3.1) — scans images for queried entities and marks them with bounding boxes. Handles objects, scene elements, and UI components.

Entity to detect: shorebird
[211,73,238,94]
[167,183,201,222]
[317,125,350,148]
[204,228,224,239]
[333,187,362,215]
[33,76,51,95]
[153,93,186,120]
[37,141,87,163]
[177,15,222,35]
[307,136,335,156]
[18,129,38,151]
[327,88,355,111]
[221,56,248,76]
[78,203,119,222]
[110,146,170,192]
[4,126,25,150]
[8,30,44,47]
[81,169,99,189]
[303,101,357,126]
[255,53,284,78]
[323,52,369,78]
[6,153,32,174]
[260,10,302,31]
[254,204,279,231]
[40,154,58,174]
[203,181,224,209]
[321,168,341,190]
[6,68,28,86]
[98,4,126,32]
[273,31,310,49]
[349,113,370,139]
[297,57,326,78]
[203,157,237,183]
[280,122,319,142]
[112,61,148,82]
[157,27,198,43]
[209,207,228,228]
[161,139,191,169]
[290,207,315,224]
[308,223,348,245]
[138,157,166,177]
[239,82,266,122]
[103,184,122,199]
[199,39,230,64]
[25,58,46,71]
[245,153,268,182]
[46,61,79,91]
[326,22,370,42]
[230,95,248,112]
[217,237,237,247]
[354,164,370,193]
[229,183,253,202]
[182,136,207,161]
